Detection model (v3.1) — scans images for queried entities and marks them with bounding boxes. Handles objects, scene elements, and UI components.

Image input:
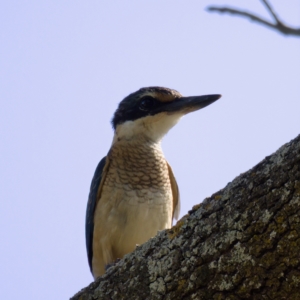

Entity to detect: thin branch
[207,7,275,29]
[207,3,300,37]
[261,0,280,23]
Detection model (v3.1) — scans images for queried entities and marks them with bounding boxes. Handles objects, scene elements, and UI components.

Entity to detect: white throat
[112,113,182,145]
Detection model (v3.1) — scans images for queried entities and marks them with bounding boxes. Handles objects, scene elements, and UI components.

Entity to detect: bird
[85,86,221,279]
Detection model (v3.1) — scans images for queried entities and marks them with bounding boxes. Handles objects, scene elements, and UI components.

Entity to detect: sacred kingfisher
[86,87,221,278]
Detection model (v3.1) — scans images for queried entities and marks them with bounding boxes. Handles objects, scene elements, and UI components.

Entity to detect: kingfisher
[85,86,221,279]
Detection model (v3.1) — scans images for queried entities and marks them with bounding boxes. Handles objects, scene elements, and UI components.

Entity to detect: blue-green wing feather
[85,156,107,273]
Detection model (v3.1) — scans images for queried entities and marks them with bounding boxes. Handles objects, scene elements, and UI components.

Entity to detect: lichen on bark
[71,134,300,300]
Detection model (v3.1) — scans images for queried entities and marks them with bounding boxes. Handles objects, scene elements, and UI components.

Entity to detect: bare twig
[207,0,300,37]
[261,0,280,22]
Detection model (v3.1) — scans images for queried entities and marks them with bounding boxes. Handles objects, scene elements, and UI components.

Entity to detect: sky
[1,0,299,299]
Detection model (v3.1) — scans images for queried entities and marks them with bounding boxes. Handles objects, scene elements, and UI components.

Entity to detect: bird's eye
[139,96,155,111]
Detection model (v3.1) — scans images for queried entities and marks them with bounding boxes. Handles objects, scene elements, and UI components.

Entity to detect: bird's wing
[85,156,110,273]
[167,162,180,220]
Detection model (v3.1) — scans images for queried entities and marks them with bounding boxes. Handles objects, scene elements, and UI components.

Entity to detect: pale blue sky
[1,1,299,299]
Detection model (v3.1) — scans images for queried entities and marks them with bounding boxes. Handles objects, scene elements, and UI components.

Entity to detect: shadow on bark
[71,134,300,300]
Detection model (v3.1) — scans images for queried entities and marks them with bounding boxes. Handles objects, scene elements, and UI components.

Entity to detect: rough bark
[71,134,300,300]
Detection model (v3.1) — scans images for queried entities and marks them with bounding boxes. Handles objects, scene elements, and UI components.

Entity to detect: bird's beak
[163,94,221,115]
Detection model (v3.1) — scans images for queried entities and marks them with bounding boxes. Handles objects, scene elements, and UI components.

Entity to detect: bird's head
[112,87,221,143]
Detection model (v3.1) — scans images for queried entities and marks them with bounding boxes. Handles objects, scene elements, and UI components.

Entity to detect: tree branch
[71,133,300,299]
[207,1,300,37]
[261,0,280,22]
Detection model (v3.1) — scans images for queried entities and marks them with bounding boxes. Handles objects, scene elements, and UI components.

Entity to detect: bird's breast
[92,140,174,276]
[99,141,172,231]
[104,141,172,205]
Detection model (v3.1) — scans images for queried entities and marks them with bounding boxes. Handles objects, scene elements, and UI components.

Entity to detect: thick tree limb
[71,134,300,299]
[207,0,300,37]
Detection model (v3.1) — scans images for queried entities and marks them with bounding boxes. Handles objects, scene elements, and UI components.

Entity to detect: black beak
[163,94,221,114]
